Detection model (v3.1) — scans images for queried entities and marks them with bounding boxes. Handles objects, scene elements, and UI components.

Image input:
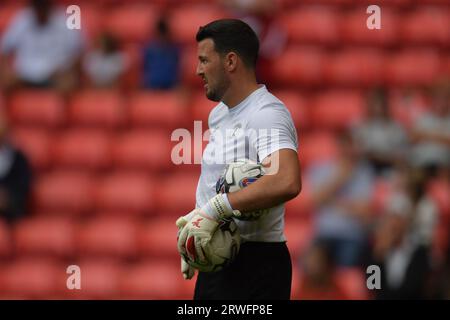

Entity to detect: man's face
[196,39,230,102]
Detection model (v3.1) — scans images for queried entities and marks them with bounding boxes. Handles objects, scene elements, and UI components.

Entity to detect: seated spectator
[142,16,181,90]
[0,0,84,93]
[307,131,375,267]
[353,88,408,177]
[369,168,435,299]
[0,113,32,224]
[408,80,450,176]
[82,32,128,89]
[298,241,349,300]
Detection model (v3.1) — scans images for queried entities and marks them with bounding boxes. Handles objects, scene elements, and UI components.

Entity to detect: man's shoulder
[248,91,294,126]
[208,102,227,126]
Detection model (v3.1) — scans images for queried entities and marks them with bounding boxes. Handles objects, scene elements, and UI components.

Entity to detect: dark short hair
[196,19,259,69]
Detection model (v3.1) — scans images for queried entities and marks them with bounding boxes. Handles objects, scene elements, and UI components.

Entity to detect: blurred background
[0,0,449,299]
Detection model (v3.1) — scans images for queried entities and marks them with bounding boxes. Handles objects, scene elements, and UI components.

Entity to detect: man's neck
[222,79,260,109]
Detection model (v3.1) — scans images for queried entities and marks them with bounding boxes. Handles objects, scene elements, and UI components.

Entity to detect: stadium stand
[0,0,448,300]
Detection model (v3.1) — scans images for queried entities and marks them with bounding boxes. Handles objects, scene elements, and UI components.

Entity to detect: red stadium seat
[95,173,155,214]
[34,171,95,215]
[272,90,309,130]
[138,218,179,260]
[53,130,112,171]
[428,178,450,219]
[169,6,225,44]
[275,46,326,87]
[76,217,138,258]
[0,2,24,35]
[104,4,157,43]
[13,216,75,258]
[310,91,366,130]
[129,91,187,129]
[181,46,203,88]
[325,49,385,86]
[8,90,65,128]
[112,130,172,171]
[298,132,340,169]
[284,217,313,259]
[156,172,198,214]
[335,268,369,300]
[0,258,66,299]
[400,8,450,46]
[386,50,442,86]
[68,259,123,299]
[388,89,429,130]
[119,260,184,299]
[69,90,125,128]
[75,3,103,41]
[340,8,398,46]
[0,219,11,257]
[421,0,450,3]
[121,44,143,89]
[10,128,51,170]
[286,183,313,217]
[281,6,340,45]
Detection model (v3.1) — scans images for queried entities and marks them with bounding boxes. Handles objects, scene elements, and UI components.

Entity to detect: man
[176,19,301,300]
[0,0,83,91]
[0,113,32,223]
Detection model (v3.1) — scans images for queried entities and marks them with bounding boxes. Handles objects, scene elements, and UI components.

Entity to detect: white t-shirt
[83,51,127,87]
[1,8,83,83]
[196,85,298,242]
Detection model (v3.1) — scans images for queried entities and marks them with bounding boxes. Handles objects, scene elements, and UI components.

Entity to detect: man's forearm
[227,173,300,213]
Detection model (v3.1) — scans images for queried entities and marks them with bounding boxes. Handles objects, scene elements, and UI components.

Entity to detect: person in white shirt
[0,0,83,91]
[176,19,301,300]
[82,32,127,88]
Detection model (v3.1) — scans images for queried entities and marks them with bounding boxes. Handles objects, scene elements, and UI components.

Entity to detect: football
[187,218,241,273]
[215,159,269,220]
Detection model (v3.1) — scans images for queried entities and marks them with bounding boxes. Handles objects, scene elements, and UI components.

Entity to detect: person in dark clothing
[142,16,181,89]
[0,115,32,223]
[368,168,434,300]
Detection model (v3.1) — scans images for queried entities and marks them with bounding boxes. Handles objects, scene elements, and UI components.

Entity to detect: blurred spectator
[353,88,408,177]
[369,168,435,299]
[0,0,84,93]
[408,81,450,176]
[82,32,128,89]
[298,241,349,300]
[307,131,375,267]
[0,113,32,224]
[218,0,287,85]
[390,88,429,131]
[142,16,181,90]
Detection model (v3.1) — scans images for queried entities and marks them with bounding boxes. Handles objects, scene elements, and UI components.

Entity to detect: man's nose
[196,63,203,76]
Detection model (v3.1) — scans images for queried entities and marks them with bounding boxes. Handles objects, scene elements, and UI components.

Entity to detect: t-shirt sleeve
[248,103,298,162]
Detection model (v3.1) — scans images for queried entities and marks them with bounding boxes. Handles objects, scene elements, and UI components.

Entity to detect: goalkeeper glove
[201,193,242,220]
[177,209,219,268]
[176,213,195,280]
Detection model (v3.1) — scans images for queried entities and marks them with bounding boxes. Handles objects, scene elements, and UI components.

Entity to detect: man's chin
[206,90,221,102]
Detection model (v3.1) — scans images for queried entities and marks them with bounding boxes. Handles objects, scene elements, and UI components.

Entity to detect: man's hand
[177,210,219,268]
[176,213,196,280]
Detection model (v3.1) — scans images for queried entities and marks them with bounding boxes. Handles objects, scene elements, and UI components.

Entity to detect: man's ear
[224,52,238,72]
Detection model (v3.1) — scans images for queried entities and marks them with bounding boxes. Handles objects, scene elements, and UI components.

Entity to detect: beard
[205,70,230,102]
